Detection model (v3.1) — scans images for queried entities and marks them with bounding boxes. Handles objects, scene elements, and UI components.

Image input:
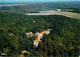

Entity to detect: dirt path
[19,50,30,57]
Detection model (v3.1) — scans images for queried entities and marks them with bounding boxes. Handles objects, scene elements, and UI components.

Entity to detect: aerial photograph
[0,0,80,57]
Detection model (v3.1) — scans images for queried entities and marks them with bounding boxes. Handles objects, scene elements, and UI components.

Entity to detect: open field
[26,10,80,19]
[0,4,28,7]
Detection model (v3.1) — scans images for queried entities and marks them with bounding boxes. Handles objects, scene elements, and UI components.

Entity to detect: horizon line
[0,1,80,3]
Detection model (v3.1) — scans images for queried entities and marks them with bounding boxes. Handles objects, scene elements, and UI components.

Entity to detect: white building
[26,32,34,38]
[33,41,39,47]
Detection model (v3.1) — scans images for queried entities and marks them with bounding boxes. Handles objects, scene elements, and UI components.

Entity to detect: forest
[0,12,80,57]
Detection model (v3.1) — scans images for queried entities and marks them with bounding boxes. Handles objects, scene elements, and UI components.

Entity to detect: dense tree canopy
[0,12,80,57]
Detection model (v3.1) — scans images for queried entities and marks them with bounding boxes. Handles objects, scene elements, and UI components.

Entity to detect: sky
[0,0,80,3]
